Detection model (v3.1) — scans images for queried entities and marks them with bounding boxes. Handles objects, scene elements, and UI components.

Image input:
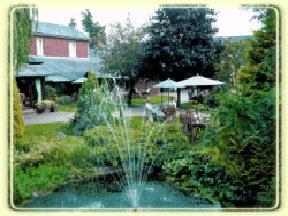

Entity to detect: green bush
[163,147,230,205]
[36,102,46,113]
[71,73,114,135]
[14,164,68,204]
[161,87,275,207]
[36,100,57,113]
[83,122,189,168]
[50,102,58,112]
[13,79,24,148]
[45,85,57,100]
[59,96,72,105]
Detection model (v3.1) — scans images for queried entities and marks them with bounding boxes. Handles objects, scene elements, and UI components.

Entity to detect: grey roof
[17,55,108,81]
[213,35,254,43]
[32,21,88,40]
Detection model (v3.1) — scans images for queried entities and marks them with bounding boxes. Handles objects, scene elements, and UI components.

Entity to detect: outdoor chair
[162,105,176,122]
[142,88,151,96]
[134,88,142,97]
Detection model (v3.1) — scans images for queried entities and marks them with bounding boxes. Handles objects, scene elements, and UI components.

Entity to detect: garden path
[24,112,75,125]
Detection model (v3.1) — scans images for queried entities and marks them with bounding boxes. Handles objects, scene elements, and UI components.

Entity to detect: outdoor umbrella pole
[160,89,162,107]
[168,89,169,105]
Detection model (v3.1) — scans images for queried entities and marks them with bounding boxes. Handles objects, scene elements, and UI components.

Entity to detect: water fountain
[88,80,166,208]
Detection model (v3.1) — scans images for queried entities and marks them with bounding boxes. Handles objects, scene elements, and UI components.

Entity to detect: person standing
[170,96,176,108]
[145,97,153,122]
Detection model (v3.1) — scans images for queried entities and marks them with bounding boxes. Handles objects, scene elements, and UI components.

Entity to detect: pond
[23,181,220,209]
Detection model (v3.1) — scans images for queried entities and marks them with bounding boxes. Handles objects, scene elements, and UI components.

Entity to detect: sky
[37,6,261,36]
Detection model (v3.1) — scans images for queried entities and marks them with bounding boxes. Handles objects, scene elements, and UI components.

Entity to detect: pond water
[23,181,220,209]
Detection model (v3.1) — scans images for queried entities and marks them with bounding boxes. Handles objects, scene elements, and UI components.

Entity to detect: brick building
[16,19,121,107]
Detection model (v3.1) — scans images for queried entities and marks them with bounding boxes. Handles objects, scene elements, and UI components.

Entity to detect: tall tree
[141,7,220,81]
[81,9,106,50]
[103,15,145,105]
[237,8,276,89]
[199,8,276,206]
[214,39,250,86]
[11,7,36,147]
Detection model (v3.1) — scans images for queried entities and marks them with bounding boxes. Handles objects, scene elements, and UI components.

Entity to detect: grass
[15,122,88,204]
[131,95,168,106]
[58,97,168,110]
[24,123,65,140]
[179,102,209,111]
[59,103,76,112]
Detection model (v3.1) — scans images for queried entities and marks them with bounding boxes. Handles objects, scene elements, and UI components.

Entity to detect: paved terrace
[24,90,190,125]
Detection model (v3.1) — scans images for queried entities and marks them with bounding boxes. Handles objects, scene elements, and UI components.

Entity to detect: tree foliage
[214,39,250,85]
[237,8,276,89]
[141,7,220,81]
[11,6,36,147]
[12,7,37,71]
[71,72,113,135]
[103,15,145,105]
[13,79,24,148]
[163,8,276,207]
[81,9,106,49]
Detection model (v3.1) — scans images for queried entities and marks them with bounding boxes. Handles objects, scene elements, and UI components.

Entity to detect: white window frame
[68,41,77,58]
[36,38,44,56]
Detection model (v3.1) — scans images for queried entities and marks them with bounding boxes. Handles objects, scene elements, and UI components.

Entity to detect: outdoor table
[161,105,176,122]
[180,109,210,143]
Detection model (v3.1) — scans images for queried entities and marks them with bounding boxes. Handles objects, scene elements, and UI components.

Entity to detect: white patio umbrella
[177,75,225,101]
[153,78,184,106]
[177,74,225,87]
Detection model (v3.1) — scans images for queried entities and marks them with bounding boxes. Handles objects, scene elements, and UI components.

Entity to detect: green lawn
[131,95,168,106]
[59,103,76,112]
[179,102,209,111]
[58,97,168,110]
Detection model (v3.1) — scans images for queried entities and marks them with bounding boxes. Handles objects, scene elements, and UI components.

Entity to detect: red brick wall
[135,80,160,95]
[31,37,37,55]
[44,37,69,57]
[31,36,88,58]
[76,41,88,58]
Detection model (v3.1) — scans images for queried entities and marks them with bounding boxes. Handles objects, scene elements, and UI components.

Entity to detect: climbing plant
[10,6,37,147]
[11,6,37,72]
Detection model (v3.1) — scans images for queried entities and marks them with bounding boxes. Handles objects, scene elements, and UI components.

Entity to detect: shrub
[42,100,54,108]
[83,122,189,168]
[162,86,275,208]
[36,100,57,112]
[50,102,58,112]
[71,72,114,135]
[13,79,24,148]
[54,96,60,104]
[14,164,68,204]
[36,103,46,113]
[45,85,57,100]
[163,147,231,205]
[59,96,72,105]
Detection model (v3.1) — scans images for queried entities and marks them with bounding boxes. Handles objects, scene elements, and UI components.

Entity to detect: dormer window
[36,38,44,56]
[69,41,76,58]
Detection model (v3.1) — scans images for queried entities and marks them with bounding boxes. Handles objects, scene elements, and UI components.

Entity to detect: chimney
[69,18,76,28]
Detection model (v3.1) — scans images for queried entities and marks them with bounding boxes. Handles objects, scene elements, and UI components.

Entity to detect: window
[36,38,44,56]
[68,41,76,58]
